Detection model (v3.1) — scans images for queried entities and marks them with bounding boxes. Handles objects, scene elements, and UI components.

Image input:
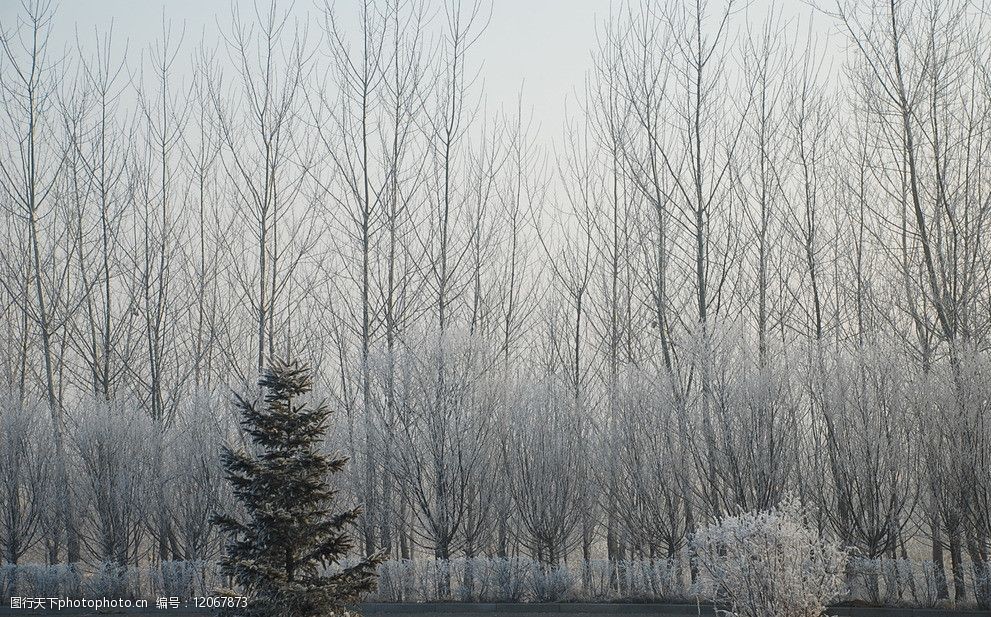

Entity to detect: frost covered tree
[614,368,690,560]
[809,345,916,560]
[691,498,847,617]
[2,0,991,598]
[693,329,801,516]
[388,332,497,592]
[165,390,234,561]
[74,397,154,567]
[212,360,380,617]
[504,373,590,565]
[0,394,50,564]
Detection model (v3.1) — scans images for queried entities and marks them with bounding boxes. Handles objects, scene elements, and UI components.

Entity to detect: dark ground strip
[0,604,989,617]
[358,604,987,616]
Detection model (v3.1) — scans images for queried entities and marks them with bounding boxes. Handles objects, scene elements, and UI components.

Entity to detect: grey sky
[3,0,840,149]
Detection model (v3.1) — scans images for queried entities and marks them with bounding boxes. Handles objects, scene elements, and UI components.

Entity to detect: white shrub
[529,561,575,601]
[82,562,142,598]
[483,557,528,601]
[152,560,220,598]
[0,564,82,600]
[691,498,848,617]
[0,394,51,564]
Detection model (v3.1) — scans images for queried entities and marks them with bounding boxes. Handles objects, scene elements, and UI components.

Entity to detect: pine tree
[213,360,381,617]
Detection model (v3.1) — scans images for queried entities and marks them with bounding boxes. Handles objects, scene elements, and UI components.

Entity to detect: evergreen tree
[213,360,380,617]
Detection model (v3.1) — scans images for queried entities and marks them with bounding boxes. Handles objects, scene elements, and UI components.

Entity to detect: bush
[690,498,847,617]
[529,561,575,602]
[0,563,82,600]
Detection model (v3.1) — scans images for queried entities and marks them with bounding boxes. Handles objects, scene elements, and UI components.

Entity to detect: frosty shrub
[371,560,414,602]
[691,498,847,617]
[618,558,687,601]
[846,557,926,606]
[487,557,527,602]
[0,564,81,600]
[73,398,155,566]
[529,561,575,602]
[976,562,991,610]
[6,557,975,606]
[152,561,219,598]
[916,561,945,608]
[579,560,616,599]
[83,562,142,599]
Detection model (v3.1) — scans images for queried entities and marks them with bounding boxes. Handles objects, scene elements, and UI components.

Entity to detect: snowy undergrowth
[0,556,984,607]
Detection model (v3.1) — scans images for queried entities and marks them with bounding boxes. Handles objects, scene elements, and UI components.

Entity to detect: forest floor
[1,603,990,617]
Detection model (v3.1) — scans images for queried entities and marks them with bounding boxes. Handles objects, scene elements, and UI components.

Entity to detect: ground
[0,603,988,617]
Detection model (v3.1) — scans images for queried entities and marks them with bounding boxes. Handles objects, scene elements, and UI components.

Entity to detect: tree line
[0,0,989,605]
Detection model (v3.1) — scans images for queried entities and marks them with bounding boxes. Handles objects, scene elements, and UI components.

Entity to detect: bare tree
[0,0,78,563]
[213,0,311,377]
[503,373,589,565]
[389,332,495,593]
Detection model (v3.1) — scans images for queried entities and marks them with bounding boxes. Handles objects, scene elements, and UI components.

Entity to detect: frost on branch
[690,497,847,617]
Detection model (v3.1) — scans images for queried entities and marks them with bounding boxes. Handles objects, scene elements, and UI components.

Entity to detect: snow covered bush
[691,498,847,617]
[8,556,974,606]
[846,557,931,606]
[483,557,528,602]
[162,390,234,561]
[151,560,220,598]
[82,562,143,599]
[0,563,81,601]
[618,558,687,601]
[529,561,575,601]
[372,559,415,602]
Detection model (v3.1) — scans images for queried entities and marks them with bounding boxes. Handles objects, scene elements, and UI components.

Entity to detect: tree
[314,0,388,557]
[0,0,79,563]
[504,373,590,566]
[73,396,153,568]
[212,360,380,617]
[0,393,51,564]
[388,332,496,579]
[808,343,918,600]
[831,0,991,597]
[213,1,312,377]
[166,390,233,561]
[613,367,690,561]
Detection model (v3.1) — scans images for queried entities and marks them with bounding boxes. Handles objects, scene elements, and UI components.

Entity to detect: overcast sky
[2,0,840,150]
